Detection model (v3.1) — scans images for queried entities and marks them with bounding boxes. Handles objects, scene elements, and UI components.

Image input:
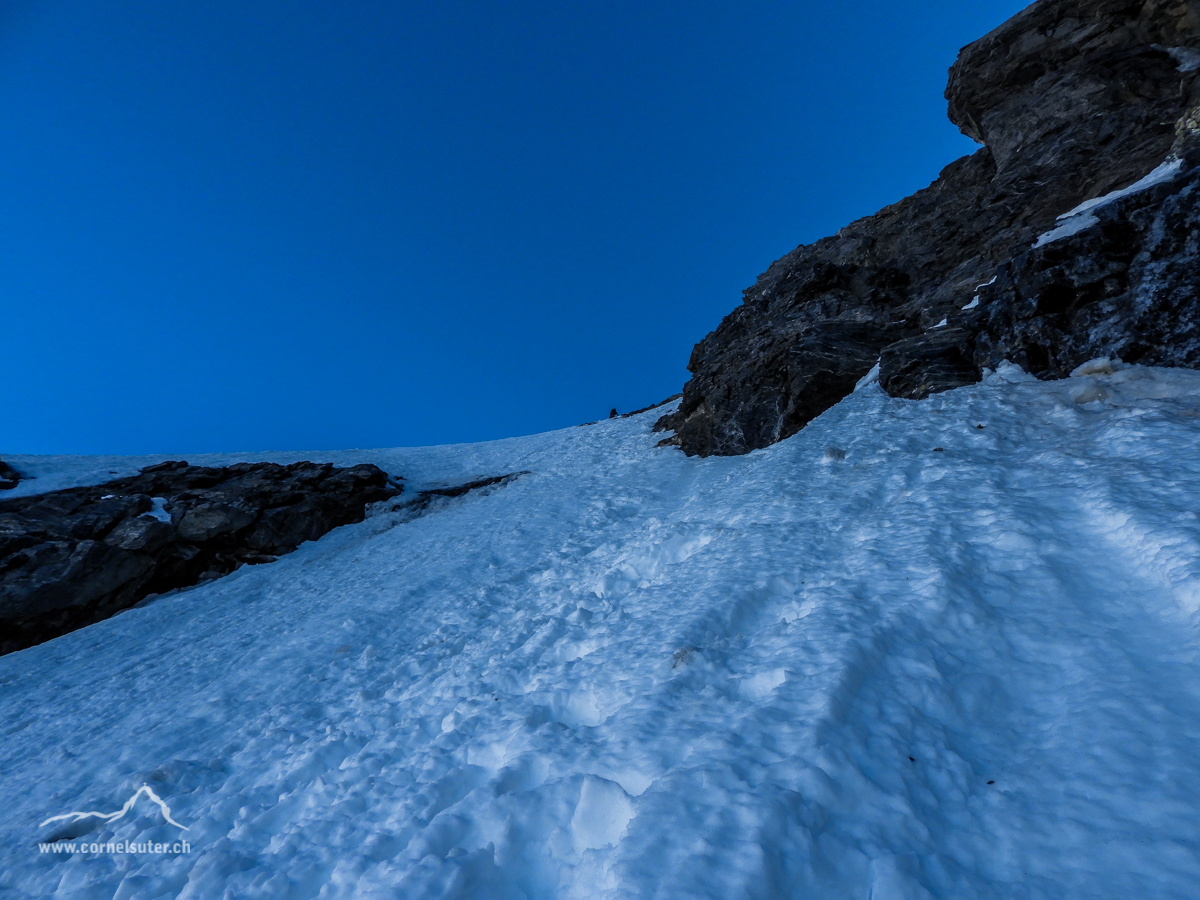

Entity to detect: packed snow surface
[5,363,1200,898]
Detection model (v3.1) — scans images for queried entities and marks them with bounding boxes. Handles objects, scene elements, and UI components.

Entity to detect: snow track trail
[4,363,1200,898]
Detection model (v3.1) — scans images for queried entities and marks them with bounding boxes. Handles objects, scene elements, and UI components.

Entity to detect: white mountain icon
[40,785,189,831]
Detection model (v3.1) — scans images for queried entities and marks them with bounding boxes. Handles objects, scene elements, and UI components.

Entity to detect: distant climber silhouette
[610,409,618,419]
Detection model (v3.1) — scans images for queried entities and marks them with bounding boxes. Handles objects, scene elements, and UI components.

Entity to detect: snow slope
[4,362,1200,899]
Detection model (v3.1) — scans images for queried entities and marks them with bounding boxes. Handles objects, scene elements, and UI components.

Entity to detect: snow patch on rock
[1035,158,1184,247]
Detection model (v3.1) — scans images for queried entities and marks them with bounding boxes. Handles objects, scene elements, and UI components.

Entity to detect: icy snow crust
[6,365,1200,898]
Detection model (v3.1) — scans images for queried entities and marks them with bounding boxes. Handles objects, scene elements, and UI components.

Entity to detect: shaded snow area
[6,362,1200,899]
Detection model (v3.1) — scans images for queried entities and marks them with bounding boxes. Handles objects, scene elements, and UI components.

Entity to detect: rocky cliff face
[0,461,400,655]
[656,0,1200,456]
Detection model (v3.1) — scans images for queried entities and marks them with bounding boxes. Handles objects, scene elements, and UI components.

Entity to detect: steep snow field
[4,362,1200,899]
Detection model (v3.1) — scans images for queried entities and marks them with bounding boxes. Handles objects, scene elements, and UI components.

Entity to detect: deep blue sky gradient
[1,1,1029,454]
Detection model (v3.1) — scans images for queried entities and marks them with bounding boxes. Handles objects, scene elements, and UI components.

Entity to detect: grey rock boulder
[879,327,980,401]
[176,503,257,542]
[104,515,175,552]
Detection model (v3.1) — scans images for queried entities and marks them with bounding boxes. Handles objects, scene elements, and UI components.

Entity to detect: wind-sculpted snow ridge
[3,364,1200,897]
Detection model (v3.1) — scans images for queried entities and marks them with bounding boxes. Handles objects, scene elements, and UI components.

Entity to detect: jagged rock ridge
[656,0,1200,456]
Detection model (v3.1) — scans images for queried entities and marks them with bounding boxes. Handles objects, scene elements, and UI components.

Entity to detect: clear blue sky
[1,0,1028,455]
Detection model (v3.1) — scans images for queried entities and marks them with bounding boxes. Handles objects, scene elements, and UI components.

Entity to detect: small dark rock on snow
[0,459,21,491]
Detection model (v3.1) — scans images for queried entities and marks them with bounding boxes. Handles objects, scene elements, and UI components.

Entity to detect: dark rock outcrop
[0,459,21,491]
[657,0,1200,456]
[974,160,1200,378]
[0,460,401,655]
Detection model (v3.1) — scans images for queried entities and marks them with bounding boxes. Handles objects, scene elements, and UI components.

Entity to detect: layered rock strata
[657,0,1200,456]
